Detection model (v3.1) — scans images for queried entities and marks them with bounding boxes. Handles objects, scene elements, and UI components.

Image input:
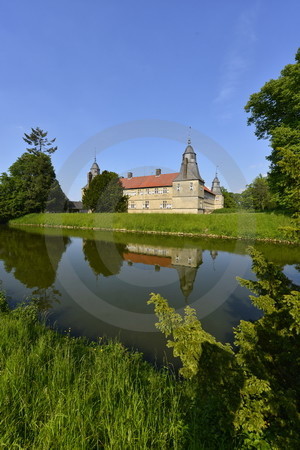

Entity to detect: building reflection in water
[122,244,216,301]
[82,238,220,302]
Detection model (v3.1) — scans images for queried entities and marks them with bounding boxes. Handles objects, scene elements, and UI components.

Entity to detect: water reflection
[83,239,126,277]
[0,226,70,308]
[122,243,203,299]
[0,225,299,365]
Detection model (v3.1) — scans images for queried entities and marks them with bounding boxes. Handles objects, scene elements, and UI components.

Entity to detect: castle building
[120,140,223,214]
[83,141,224,214]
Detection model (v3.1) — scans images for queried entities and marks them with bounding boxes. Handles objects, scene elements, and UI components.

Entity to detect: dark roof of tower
[174,139,204,182]
[91,161,99,170]
[184,139,196,155]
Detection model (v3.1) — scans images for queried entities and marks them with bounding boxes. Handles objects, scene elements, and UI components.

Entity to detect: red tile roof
[123,252,172,268]
[121,173,178,189]
[120,172,214,194]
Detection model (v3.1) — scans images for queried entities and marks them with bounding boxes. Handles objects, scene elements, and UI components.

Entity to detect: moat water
[0,225,299,365]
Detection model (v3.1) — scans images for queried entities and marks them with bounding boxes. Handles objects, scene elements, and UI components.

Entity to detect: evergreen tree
[45,180,69,213]
[23,127,57,155]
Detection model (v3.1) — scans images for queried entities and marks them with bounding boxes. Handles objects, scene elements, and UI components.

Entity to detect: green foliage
[0,292,9,313]
[45,179,69,213]
[235,247,300,447]
[0,127,62,222]
[149,247,300,447]
[245,49,300,213]
[245,49,300,140]
[148,293,233,379]
[0,152,56,221]
[240,175,275,211]
[236,247,292,312]
[82,170,128,213]
[23,127,57,155]
[220,186,239,209]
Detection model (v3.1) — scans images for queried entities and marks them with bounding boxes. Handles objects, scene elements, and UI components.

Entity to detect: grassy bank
[10,211,296,241]
[0,298,189,448]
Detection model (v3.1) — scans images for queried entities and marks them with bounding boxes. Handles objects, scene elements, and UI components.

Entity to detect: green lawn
[10,211,296,241]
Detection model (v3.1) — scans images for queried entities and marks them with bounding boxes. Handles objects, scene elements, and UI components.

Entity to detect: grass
[0,295,242,449]
[0,298,189,449]
[10,211,296,241]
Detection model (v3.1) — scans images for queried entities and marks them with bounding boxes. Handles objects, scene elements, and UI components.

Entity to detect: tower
[211,170,224,209]
[85,158,100,186]
[90,158,100,179]
[81,157,101,200]
[172,139,205,213]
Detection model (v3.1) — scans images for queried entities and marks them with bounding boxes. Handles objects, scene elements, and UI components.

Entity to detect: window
[177,183,180,191]
[190,182,193,191]
[130,202,135,209]
[163,187,168,193]
[154,188,158,194]
[162,201,167,209]
[143,200,149,209]
[146,188,150,194]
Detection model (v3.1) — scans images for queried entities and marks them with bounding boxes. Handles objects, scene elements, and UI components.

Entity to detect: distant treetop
[23,127,58,155]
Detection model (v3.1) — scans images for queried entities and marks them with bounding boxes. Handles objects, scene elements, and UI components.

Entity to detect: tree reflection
[83,239,126,277]
[0,226,70,308]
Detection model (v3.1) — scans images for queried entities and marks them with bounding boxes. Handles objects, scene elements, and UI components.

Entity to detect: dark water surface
[0,225,299,365]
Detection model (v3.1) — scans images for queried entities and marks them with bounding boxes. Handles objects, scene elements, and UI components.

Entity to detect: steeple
[211,168,222,195]
[174,139,204,182]
[90,157,100,178]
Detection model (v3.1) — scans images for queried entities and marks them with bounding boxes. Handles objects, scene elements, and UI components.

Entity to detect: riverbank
[0,295,236,448]
[10,212,297,243]
[0,297,186,448]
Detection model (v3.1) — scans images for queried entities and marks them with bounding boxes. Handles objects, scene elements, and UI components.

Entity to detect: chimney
[155,168,161,176]
[127,172,133,179]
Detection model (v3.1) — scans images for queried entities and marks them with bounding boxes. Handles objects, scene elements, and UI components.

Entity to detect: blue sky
[0,0,299,199]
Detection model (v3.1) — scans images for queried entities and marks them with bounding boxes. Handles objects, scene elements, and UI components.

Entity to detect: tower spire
[187,126,191,145]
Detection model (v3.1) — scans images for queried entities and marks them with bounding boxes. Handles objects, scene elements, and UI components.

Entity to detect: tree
[82,171,128,213]
[240,174,274,211]
[45,180,69,213]
[0,128,63,222]
[220,187,238,209]
[0,152,56,220]
[149,248,300,447]
[23,127,57,155]
[245,49,300,213]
